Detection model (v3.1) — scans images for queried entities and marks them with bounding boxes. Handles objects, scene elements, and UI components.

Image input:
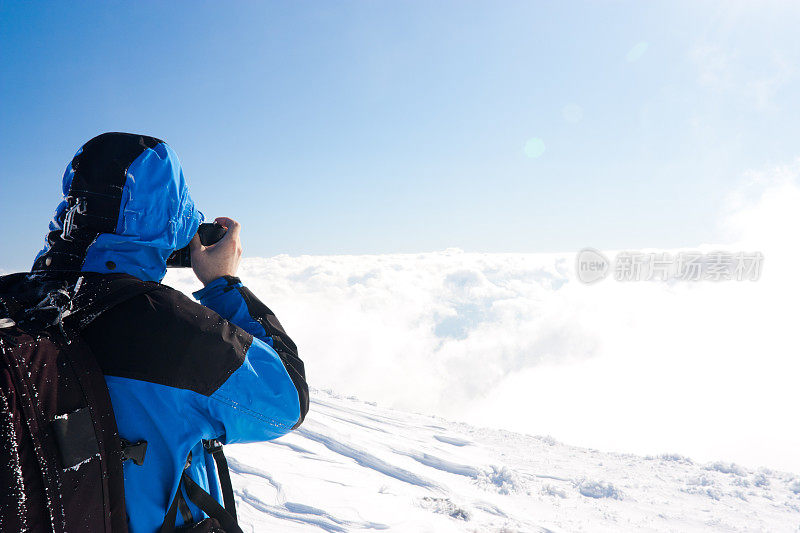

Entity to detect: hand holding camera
[167,217,243,286]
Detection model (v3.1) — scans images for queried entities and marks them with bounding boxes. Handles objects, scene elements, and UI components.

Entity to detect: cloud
[167,248,598,412]
[165,162,800,472]
[690,44,794,109]
[690,44,734,92]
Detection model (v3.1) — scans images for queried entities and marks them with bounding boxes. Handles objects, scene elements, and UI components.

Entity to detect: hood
[32,132,203,282]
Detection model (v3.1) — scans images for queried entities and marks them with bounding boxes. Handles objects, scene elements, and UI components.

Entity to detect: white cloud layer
[166,160,800,473]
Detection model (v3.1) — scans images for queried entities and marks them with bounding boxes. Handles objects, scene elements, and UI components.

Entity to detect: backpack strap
[203,439,237,521]
[160,448,242,533]
[120,439,148,466]
[181,470,241,533]
[160,453,194,533]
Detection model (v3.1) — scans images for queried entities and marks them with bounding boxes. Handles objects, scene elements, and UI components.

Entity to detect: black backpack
[0,272,241,533]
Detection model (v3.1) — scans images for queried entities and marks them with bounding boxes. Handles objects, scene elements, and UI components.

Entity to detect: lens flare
[626,41,649,62]
[524,138,546,159]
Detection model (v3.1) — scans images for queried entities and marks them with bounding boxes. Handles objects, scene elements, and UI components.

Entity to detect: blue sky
[1,1,799,271]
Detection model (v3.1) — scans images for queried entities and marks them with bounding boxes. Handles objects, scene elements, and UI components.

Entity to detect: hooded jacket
[31,132,309,532]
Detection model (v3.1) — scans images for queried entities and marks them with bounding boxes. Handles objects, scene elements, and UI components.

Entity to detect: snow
[576,480,622,500]
[433,435,471,447]
[64,453,99,472]
[225,389,800,532]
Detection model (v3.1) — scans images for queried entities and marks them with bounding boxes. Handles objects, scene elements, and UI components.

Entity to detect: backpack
[0,272,242,533]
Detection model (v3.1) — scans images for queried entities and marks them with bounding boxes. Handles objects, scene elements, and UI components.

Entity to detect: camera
[166,222,227,268]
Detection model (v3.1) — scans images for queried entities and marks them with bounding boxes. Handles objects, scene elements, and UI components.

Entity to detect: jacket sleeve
[192,276,309,441]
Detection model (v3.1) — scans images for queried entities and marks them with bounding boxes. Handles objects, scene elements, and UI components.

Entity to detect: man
[31,132,309,532]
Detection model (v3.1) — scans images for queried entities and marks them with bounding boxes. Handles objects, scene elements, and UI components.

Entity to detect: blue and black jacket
[31,133,309,532]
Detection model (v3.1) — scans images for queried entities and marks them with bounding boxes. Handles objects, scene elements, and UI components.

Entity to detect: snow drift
[223,389,800,532]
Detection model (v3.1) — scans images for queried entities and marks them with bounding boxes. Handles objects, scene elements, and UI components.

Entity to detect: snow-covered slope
[226,389,799,532]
